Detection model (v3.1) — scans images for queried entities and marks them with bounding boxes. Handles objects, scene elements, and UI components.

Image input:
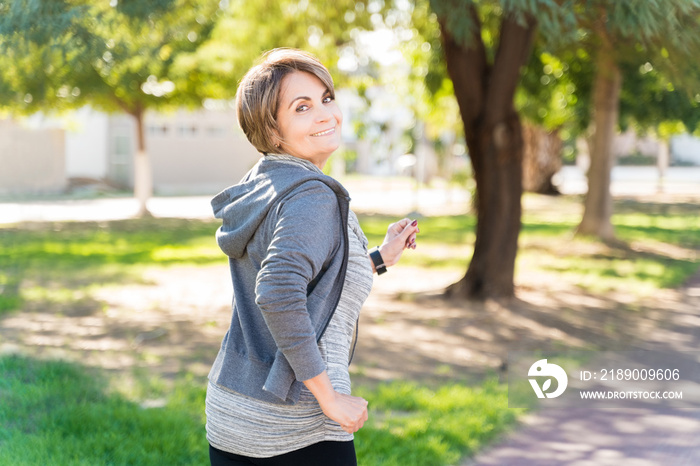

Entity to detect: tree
[517,49,582,194]
[424,0,575,299]
[408,0,699,298]
[175,0,381,100]
[518,23,700,197]
[0,0,220,216]
[568,2,700,239]
[520,123,562,194]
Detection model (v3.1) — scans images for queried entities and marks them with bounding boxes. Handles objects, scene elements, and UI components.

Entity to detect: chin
[319,142,340,155]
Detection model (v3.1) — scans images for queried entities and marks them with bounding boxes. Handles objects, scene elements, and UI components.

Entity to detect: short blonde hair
[236,48,335,155]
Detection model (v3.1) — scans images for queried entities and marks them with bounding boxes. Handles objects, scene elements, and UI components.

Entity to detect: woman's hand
[303,371,368,433]
[377,218,420,268]
[319,392,369,434]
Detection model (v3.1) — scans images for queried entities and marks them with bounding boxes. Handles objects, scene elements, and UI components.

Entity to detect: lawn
[1,194,698,465]
[2,197,698,316]
[0,355,517,466]
[0,355,208,465]
[361,196,700,294]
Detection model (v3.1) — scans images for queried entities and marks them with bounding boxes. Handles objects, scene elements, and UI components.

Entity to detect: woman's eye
[322,96,333,104]
[296,104,309,112]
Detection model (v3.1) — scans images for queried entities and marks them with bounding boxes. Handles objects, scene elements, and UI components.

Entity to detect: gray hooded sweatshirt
[208,156,350,405]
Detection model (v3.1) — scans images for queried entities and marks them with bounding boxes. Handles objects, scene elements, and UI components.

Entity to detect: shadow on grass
[0,218,223,316]
[532,247,699,290]
[613,198,700,217]
[353,267,700,393]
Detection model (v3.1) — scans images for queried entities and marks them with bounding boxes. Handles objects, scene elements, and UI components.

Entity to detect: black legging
[209,441,357,466]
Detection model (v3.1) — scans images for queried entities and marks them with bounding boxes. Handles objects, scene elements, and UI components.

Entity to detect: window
[177,125,197,137]
[206,126,227,137]
[148,125,168,136]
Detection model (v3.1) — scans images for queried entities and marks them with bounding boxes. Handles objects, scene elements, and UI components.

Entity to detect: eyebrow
[287,96,311,110]
[286,89,332,110]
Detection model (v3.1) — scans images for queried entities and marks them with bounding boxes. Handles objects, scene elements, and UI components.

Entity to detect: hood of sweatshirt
[211,157,349,259]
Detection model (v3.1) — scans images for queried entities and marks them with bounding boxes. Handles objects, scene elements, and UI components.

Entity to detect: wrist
[303,371,337,408]
[317,389,338,411]
[369,247,388,275]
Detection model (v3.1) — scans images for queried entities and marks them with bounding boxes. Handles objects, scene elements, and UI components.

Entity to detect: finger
[398,218,416,233]
[358,410,368,430]
[400,221,418,241]
[394,218,411,229]
[405,232,417,246]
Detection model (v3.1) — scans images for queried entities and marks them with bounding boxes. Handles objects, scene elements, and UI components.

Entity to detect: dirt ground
[1,255,698,395]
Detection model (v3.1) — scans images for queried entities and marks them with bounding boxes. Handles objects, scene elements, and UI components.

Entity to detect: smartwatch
[369,247,387,275]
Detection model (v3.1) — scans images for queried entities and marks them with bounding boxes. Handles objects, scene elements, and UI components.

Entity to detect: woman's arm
[256,182,341,385]
[303,371,368,434]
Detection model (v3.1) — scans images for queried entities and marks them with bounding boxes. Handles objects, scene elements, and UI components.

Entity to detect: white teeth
[311,128,334,136]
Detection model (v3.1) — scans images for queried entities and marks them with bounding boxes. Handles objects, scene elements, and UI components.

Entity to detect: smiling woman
[205,49,420,466]
[234,48,338,159]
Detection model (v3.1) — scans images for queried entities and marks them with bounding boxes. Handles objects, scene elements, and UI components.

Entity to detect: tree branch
[485,12,538,125]
[438,3,489,133]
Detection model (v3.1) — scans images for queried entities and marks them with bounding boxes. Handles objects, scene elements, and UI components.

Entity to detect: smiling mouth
[310,128,335,137]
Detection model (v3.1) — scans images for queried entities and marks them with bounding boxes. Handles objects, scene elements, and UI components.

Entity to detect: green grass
[355,380,521,465]
[2,200,698,316]
[0,355,208,466]
[517,202,700,294]
[0,218,221,268]
[0,355,518,466]
[360,203,700,295]
[0,218,223,315]
[613,212,700,248]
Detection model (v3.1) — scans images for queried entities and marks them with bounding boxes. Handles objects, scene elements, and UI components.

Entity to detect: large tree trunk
[576,36,621,240]
[132,109,153,218]
[522,123,562,194]
[439,8,537,299]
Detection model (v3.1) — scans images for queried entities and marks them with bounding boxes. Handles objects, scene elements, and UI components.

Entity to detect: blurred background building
[1,103,699,197]
[0,105,260,196]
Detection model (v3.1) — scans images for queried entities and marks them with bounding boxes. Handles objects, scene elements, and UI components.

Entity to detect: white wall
[0,119,66,194]
[671,133,700,165]
[65,107,109,179]
[145,108,261,195]
[5,105,263,195]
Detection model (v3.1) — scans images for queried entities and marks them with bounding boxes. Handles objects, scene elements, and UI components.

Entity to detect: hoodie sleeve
[254,180,341,383]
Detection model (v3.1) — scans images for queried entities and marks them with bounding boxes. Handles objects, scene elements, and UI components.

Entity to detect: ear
[271,128,283,150]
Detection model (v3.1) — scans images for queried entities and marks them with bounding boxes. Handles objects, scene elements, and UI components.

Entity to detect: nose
[314,103,333,123]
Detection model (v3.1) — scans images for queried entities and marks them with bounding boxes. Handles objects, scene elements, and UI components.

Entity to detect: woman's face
[275,71,343,169]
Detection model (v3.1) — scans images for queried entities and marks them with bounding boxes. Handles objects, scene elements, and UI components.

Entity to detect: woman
[206,48,419,466]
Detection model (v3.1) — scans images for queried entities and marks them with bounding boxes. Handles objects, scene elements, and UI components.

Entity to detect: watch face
[370,249,387,274]
[370,249,384,266]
